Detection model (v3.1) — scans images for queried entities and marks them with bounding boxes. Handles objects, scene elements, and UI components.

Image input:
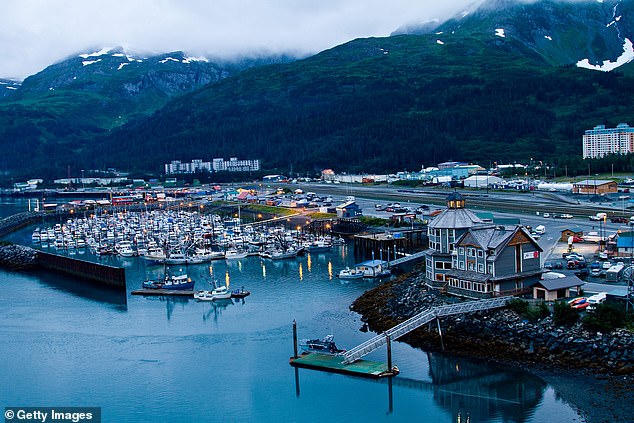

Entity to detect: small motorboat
[338,267,364,280]
[299,334,345,355]
[231,287,251,298]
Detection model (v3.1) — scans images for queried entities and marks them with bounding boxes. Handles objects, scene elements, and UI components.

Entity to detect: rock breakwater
[351,272,634,376]
[0,244,39,270]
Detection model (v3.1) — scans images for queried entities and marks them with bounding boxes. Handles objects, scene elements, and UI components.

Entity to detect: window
[477,250,484,258]
[468,262,474,271]
[459,247,464,255]
[435,261,444,269]
[459,261,465,270]
[487,264,493,273]
[478,264,484,273]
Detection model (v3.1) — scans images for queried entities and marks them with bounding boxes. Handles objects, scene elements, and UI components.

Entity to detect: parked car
[602,261,613,270]
[575,268,589,278]
[598,251,609,260]
[561,214,574,219]
[544,262,554,270]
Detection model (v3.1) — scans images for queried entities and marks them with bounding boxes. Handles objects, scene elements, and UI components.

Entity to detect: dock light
[258,214,262,219]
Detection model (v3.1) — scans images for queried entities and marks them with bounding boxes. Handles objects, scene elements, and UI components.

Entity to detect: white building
[165,158,260,174]
[463,175,504,188]
[582,123,634,159]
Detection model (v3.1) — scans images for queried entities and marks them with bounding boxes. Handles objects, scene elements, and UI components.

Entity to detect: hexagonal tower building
[424,192,485,288]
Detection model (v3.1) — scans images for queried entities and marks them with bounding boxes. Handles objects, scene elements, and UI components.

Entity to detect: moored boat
[337,267,364,280]
[299,334,345,355]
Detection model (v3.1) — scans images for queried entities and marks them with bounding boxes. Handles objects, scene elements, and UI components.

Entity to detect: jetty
[131,288,194,296]
[290,353,398,379]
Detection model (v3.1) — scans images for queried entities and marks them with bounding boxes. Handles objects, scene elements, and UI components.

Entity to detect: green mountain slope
[91,30,634,175]
[0,48,293,177]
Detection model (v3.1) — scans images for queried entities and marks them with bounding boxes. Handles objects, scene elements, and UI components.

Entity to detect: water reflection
[201,299,233,324]
[328,261,333,280]
[294,351,547,421]
[427,352,546,423]
[307,254,312,272]
[30,270,127,310]
[299,263,303,281]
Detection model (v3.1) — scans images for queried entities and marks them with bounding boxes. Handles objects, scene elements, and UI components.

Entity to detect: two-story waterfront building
[445,225,543,298]
[424,192,543,298]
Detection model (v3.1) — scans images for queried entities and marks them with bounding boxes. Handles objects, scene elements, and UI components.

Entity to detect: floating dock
[289,353,398,379]
[131,289,194,296]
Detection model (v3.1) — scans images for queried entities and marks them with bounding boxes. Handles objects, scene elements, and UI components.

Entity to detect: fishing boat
[337,267,364,280]
[306,240,332,253]
[298,334,345,355]
[194,281,232,301]
[143,270,194,290]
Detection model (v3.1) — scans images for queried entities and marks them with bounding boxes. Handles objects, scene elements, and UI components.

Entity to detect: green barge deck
[289,352,398,379]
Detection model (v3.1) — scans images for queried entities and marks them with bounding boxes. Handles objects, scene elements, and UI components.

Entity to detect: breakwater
[351,271,634,376]
[0,211,43,238]
[0,244,126,289]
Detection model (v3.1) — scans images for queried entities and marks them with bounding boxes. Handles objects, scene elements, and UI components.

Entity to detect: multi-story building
[211,157,260,172]
[425,192,485,285]
[582,123,634,158]
[446,225,543,298]
[165,158,260,174]
[424,192,543,298]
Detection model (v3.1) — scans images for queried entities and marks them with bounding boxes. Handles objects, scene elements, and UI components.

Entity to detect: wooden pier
[289,353,399,379]
[131,289,194,296]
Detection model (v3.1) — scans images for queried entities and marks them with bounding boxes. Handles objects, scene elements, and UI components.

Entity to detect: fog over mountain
[1,0,503,80]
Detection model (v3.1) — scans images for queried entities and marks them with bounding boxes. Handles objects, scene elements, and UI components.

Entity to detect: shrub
[553,301,580,326]
[583,303,626,332]
[508,298,529,315]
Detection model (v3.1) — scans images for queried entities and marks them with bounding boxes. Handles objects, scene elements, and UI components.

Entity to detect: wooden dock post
[292,319,298,359]
[436,317,445,351]
[386,333,392,375]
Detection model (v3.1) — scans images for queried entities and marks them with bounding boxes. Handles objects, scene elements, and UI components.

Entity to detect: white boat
[194,284,232,301]
[355,260,391,278]
[338,267,364,280]
[225,249,248,260]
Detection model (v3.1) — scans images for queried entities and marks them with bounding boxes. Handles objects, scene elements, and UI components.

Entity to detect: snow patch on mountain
[495,28,505,38]
[117,63,129,71]
[82,59,102,66]
[544,35,552,41]
[437,40,445,45]
[79,48,112,59]
[576,38,634,72]
[159,57,180,64]
[182,56,208,64]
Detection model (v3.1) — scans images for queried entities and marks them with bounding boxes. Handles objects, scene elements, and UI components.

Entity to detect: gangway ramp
[387,250,427,268]
[341,296,512,365]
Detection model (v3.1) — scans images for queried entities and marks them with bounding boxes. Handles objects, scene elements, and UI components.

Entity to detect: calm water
[0,201,583,422]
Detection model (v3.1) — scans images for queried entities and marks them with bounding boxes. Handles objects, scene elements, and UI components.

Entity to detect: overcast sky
[0,0,476,80]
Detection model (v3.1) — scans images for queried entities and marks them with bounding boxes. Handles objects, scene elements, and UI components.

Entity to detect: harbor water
[0,201,583,422]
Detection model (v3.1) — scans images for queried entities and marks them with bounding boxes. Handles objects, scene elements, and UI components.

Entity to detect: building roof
[561,227,584,234]
[428,208,484,229]
[445,269,492,282]
[534,275,584,291]
[574,180,616,186]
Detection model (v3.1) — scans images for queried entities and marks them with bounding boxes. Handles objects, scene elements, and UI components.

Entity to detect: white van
[535,225,546,235]
[587,292,607,309]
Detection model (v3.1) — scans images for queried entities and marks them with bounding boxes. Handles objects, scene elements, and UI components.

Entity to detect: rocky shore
[351,270,634,423]
[0,244,39,270]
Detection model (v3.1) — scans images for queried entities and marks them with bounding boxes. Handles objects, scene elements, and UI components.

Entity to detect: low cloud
[0,0,474,79]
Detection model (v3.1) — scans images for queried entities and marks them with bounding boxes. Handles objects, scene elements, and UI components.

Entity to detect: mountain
[86,0,634,175]
[0,79,21,99]
[399,0,634,69]
[4,0,634,178]
[0,48,294,177]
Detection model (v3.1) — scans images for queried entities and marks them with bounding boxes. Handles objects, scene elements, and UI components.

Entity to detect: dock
[289,353,398,379]
[131,289,194,296]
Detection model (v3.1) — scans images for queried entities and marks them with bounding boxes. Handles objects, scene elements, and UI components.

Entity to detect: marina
[0,199,588,422]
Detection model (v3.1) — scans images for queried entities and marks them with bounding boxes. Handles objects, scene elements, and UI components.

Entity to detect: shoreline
[351,271,634,423]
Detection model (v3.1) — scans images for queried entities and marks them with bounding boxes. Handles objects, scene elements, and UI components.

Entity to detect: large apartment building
[165,158,260,174]
[582,123,634,158]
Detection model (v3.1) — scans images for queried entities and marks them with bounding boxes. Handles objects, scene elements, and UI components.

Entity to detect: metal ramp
[341,296,512,364]
[387,250,427,268]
